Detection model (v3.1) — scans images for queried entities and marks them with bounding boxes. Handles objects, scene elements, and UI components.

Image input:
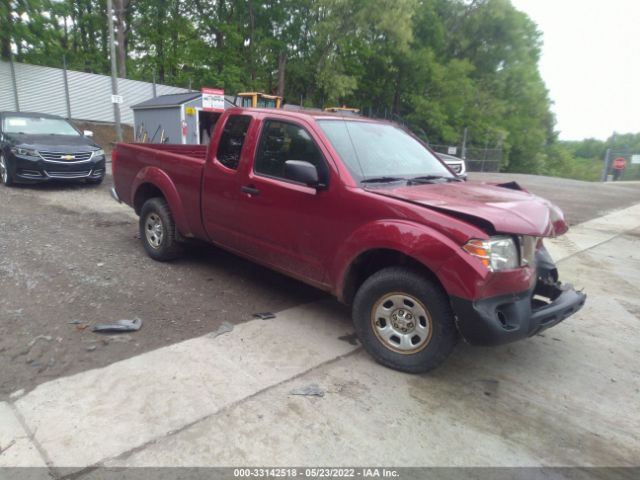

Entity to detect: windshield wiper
[361,176,406,184]
[407,175,461,185]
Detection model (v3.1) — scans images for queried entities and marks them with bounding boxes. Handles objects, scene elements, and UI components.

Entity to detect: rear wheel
[139,197,184,261]
[352,267,457,373]
[0,153,15,186]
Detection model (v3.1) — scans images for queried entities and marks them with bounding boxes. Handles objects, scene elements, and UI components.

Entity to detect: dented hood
[370,181,568,237]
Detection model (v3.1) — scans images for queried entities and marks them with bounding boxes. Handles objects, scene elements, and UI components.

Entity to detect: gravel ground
[0,174,322,399]
[1,170,638,399]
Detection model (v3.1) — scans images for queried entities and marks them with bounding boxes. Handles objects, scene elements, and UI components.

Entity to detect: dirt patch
[73,120,134,154]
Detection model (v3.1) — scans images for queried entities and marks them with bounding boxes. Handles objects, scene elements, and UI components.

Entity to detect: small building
[131,91,235,145]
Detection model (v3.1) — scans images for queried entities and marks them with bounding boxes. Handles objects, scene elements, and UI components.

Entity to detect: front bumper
[451,251,586,346]
[9,153,106,182]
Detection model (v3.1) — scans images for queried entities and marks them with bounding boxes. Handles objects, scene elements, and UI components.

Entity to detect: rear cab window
[215,115,252,170]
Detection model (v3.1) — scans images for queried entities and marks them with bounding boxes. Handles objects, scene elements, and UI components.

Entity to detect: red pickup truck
[111,108,585,373]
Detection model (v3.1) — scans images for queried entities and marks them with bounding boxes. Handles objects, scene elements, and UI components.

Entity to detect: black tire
[139,197,184,261]
[86,176,104,185]
[352,267,457,373]
[0,153,15,187]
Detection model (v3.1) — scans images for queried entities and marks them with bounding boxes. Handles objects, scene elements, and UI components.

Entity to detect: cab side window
[216,115,251,170]
[254,120,328,184]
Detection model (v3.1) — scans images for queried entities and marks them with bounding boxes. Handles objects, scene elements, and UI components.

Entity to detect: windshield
[317,120,452,182]
[3,116,80,136]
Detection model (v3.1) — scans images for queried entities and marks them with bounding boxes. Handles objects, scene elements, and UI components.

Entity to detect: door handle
[241,185,260,196]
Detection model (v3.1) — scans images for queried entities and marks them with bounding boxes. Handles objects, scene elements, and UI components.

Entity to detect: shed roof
[131,92,202,110]
[132,92,239,110]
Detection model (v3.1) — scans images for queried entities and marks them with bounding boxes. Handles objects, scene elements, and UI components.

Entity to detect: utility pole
[107,0,122,142]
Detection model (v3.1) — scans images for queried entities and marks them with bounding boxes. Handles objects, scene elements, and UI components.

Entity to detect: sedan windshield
[3,116,80,136]
[317,120,452,183]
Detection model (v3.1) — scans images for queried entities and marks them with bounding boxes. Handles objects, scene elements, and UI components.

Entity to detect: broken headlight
[463,236,520,271]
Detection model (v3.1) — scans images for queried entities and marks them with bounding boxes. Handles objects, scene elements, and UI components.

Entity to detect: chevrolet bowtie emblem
[61,155,75,160]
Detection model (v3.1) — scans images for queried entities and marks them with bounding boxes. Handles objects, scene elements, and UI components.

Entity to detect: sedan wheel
[0,154,14,186]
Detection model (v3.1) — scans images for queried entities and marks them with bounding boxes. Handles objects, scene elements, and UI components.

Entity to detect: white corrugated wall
[0,61,18,111]
[0,60,189,125]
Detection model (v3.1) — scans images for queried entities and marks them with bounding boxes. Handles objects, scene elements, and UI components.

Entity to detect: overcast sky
[510,0,639,140]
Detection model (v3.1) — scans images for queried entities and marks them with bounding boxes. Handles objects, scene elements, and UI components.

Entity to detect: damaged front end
[451,247,586,346]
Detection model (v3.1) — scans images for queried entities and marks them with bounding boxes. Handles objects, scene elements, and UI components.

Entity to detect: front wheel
[139,197,184,261]
[352,267,458,373]
[0,153,15,186]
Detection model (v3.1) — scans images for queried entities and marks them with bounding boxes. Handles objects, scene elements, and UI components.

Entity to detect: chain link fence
[429,144,502,172]
[604,150,640,181]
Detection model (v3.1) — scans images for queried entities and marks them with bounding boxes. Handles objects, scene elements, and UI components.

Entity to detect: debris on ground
[476,379,500,398]
[28,335,52,348]
[9,389,25,399]
[101,335,133,345]
[85,345,97,352]
[92,318,143,333]
[290,384,325,397]
[253,312,276,320]
[209,321,234,338]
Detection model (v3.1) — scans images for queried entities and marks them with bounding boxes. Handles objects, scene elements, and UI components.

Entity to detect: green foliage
[2,0,636,180]
[554,133,640,181]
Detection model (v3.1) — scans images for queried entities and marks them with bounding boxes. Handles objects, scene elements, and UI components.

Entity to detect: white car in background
[438,153,467,179]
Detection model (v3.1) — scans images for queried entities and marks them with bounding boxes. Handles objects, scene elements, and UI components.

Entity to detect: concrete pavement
[1,203,639,476]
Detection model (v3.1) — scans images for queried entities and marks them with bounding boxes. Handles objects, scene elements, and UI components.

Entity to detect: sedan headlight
[92,149,105,159]
[463,236,519,271]
[11,146,39,157]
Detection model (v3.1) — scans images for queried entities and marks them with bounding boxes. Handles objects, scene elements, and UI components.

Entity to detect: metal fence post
[601,148,611,182]
[461,127,468,160]
[9,56,20,112]
[62,55,72,119]
[481,138,489,172]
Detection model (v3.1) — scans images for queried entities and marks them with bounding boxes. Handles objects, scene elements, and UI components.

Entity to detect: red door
[232,117,344,286]
[201,114,257,251]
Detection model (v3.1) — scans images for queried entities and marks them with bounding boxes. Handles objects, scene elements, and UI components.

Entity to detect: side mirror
[84,130,94,137]
[284,160,322,188]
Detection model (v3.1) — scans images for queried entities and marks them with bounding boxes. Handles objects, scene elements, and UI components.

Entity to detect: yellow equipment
[324,106,360,114]
[236,92,282,109]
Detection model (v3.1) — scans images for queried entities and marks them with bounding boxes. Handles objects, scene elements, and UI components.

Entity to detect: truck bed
[112,143,209,239]
[129,143,209,161]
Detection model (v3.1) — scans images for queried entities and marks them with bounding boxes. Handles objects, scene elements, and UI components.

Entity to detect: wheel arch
[134,183,164,215]
[131,167,192,237]
[339,248,446,306]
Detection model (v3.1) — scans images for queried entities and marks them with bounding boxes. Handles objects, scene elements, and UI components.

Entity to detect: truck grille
[39,151,93,163]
